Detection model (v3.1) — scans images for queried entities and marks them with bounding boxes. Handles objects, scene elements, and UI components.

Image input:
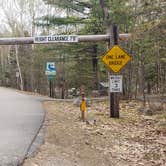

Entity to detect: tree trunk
[15,45,23,91]
[92,44,99,90]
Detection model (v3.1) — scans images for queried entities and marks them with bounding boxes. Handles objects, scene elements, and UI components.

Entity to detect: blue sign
[45,62,56,75]
[46,62,55,72]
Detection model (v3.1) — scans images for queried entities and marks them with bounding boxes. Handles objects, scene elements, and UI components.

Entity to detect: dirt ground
[23,100,166,166]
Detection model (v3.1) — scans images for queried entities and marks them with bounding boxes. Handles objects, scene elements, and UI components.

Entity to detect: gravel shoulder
[23,100,166,166]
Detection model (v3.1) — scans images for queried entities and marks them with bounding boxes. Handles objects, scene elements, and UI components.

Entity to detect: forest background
[0,0,165,99]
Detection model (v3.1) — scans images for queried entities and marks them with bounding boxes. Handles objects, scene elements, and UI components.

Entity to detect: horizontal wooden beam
[0,37,34,45]
[0,34,131,45]
[79,34,131,42]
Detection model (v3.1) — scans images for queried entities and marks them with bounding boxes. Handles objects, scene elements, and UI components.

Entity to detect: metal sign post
[47,75,54,97]
[49,78,53,97]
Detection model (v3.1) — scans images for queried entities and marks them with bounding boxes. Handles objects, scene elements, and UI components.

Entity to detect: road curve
[0,87,45,166]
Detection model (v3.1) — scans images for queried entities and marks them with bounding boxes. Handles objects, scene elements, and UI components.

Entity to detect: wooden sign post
[101,25,132,118]
[110,25,119,118]
[45,62,56,98]
[80,85,86,122]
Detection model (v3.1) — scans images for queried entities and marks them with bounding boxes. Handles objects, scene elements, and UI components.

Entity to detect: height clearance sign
[34,35,78,43]
[101,45,132,73]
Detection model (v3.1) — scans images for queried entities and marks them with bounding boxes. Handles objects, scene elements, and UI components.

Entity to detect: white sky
[0,0,51,35]
[0,0,86,36]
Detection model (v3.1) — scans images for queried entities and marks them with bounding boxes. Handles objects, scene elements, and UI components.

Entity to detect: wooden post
[81,94,85,122]
[110,25,120,118]
[49,80,52,97]
[80,85,86,122]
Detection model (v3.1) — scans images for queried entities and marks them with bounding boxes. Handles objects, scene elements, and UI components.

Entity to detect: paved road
[0,87,45,166]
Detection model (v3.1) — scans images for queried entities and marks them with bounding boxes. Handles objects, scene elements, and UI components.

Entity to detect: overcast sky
[0,0,81,36]
[0,0,49,34]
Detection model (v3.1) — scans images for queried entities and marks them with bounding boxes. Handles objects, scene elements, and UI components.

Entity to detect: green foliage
[43,0,91,14]
[144,63,156,81]
[36,15,88,27]
[1,0,165,97]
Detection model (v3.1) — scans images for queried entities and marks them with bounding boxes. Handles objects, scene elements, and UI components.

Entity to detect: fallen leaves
[23,100,166,166]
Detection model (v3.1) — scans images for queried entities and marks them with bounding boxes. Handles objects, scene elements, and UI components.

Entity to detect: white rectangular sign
[34,35,78,43]
[45,70,56,76]
[110,75,122,92]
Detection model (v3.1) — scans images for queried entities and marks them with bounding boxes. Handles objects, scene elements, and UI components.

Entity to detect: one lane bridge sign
[101,45,132,73]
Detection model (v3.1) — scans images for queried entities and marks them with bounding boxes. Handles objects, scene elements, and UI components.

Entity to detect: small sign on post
[45,62,56,76]
[110,75,122,93]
